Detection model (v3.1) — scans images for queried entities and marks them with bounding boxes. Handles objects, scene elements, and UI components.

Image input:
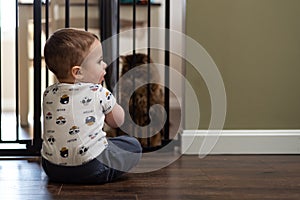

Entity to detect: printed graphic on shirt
[69,126,80,135]
[60,94,69,104]
[45,112,52,120]
[67,138,77,143]
[100,91,112,110]
[85,116,96,126]
[81,96,92,106]
[88,132,99,139]
[78,146,89,156]
[45,152,53,157]
[89,84,99,91]
[46,101,53,105]
[44,90,49,97]
[68,87,79,92]
[56,116,66,125]
[83,110,93,114]
[105,91,112,100]
[103,105,112,113]
[60,147,69,158]
[47,130,55,134]
[52,87,58,94]
[47,136,55,145]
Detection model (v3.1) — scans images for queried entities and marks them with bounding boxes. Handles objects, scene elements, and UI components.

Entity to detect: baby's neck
[58,77,75,84]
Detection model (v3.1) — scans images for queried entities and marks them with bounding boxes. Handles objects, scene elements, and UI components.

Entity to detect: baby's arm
[105,103,125,128]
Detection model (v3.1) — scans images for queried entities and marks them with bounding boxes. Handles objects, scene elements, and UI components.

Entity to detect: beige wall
[185,0,300,129]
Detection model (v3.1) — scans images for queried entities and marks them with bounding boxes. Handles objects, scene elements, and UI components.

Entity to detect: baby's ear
[71,66,83,81]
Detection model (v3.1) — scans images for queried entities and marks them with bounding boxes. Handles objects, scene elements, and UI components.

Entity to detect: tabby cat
[118,53,165,148]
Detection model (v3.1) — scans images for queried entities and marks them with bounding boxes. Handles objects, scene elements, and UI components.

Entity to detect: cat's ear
[142,54,148,63]
[119,55,126,63]
[142,53,152,63]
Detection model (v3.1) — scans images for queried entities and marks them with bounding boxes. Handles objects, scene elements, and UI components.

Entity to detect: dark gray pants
[42,136,142,184]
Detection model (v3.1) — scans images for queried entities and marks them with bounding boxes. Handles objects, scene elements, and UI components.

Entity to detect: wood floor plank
[1,155,300,199]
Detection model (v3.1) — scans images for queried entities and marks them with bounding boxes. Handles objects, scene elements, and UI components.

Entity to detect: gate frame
[0,0,43,157]
[0,0,183,156]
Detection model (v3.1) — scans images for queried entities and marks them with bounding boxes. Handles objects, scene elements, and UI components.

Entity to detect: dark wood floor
[1,155,300,200]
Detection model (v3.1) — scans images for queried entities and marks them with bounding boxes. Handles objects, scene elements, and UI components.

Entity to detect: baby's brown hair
[44,28,98,80]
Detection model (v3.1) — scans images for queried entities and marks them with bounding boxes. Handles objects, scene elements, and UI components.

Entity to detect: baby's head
[44,28,107,84]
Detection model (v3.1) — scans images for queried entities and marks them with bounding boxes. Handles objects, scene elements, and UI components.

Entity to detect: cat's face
[120,53,151,75]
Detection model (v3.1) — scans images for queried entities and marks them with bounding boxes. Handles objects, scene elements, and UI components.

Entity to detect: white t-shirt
[41,82,116,166]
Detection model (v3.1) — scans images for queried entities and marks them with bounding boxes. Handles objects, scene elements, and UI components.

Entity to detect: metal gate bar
[65,0,70,27]
[146,0,152,147]
[84,0,88,30]
[0,6,1,143]
[45,0,50,87]
[131,0,137,138]
[15,0,20,142]
[32,0,43,153]
[164,0,170,144]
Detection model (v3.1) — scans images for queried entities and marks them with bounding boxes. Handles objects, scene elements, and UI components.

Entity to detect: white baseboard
[181,130,300,155]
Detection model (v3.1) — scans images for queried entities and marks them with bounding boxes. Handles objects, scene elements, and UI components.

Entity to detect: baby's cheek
[99,73,105,83]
